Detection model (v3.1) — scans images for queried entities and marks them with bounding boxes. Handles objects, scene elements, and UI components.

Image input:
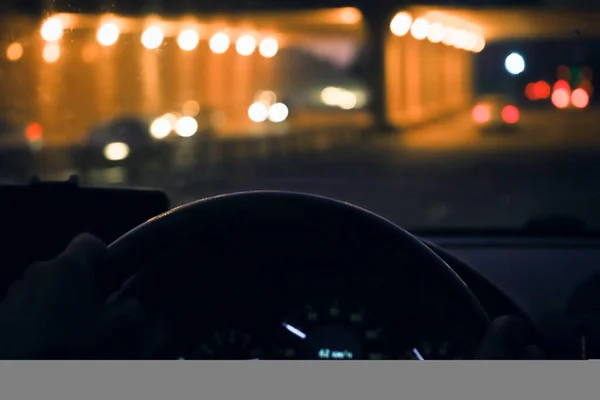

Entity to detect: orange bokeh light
[472,105,490,124]
[25,122,43,141]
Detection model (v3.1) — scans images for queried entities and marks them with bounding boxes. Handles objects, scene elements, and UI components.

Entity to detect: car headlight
[103,142,130,161]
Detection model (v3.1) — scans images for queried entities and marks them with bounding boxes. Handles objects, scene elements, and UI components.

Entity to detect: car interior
[2,178,599,360]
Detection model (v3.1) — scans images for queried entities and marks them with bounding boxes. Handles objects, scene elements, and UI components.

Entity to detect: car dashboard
[420,234,600,360]
[133,228,600,361]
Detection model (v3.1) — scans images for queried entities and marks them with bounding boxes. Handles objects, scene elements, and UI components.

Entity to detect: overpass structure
[0,6,598,145]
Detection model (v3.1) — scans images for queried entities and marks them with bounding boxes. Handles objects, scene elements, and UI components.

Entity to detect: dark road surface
[2,109,600,229]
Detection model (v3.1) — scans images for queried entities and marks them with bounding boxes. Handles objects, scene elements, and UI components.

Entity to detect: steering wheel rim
[104,190,490,359]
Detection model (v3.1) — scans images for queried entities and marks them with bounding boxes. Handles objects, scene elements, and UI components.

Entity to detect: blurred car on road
[472,94,520,133]
[71,116,174,177]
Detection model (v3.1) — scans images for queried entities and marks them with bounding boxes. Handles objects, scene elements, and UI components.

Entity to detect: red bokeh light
[525,83,537,100]
[501,105,519,124]
[571,88,589,108]
[534,81,551,99]
[553,80,570,92]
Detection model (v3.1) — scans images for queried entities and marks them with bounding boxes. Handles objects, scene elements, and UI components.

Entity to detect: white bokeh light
[505,52,525,75]
[177,29,199,51]
[41,18,64,42]
[248,102,269,122]
[390,12,413,37]
[259,37,278,58]
[236,35,257,56]
[209,33,230,54]
[410,18,430,40]
[141,26,164,49]
[268,103,289,123]
[97,23,120,47]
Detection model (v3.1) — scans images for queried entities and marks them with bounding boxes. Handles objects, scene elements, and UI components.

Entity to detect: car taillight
[472,104,490,124]
[501,105,519,124]
[25,122,43,141]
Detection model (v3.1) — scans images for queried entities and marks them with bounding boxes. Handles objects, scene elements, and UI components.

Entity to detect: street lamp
[505,52,525,75]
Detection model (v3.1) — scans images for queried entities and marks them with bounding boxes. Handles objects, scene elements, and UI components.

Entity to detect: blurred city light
[41,17,64,42]
[209,33,230,54]
[256,90,277,105]
[339,92,357,109]
[427,23,445,43]
[259,37,278,58]
[182,100,200,116]
[553,80,570,92]
[320,86,357,109]
[175,116,198,137]
[236,35,257,56]
[501,105,519,124]
[535,81,551,99]
[97,23,120,47]
[473,36,486,53]
[526,81,551,101]
[551,88,570,109]
[452,30,469,49]
[410,18,429,40]
[268,103,289,123]
[338,7,362,24]
[42,43,60,63]
[571,88,589,108]
[505,53,525,75]
[390,12,413,37]
[141,26,164,49]
[465,33,478,51]
[103,142,129,161]
[442,28,455,46]
[177,29,199,51]
[150,116,172,139]
[525,83,536,100]
[248,102,269,122]
[472,104,490,124]
[6,42,23,61]
[25,122,43,142]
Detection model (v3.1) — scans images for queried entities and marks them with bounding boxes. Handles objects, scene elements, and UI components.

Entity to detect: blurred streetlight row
[38,16,279,57]
[389,11,485,53]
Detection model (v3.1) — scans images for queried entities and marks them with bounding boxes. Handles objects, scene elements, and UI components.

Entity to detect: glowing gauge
[273,298,391,360]
[188,329,262,360]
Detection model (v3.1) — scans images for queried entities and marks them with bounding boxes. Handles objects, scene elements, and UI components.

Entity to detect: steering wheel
[103,191,490,359]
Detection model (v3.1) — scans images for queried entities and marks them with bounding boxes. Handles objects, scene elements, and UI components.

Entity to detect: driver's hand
[475,315,545,359]
[0,233,143,359]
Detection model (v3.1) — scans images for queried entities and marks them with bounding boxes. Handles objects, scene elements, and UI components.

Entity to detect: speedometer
[272,297,392,360]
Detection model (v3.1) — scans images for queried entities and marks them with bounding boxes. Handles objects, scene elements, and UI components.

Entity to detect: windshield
[1,1,597,229]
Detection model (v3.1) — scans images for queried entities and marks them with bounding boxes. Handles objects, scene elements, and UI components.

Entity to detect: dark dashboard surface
[422,235,600,359]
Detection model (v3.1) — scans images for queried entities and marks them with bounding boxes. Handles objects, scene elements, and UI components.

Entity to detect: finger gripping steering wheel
[104,191,490,359]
